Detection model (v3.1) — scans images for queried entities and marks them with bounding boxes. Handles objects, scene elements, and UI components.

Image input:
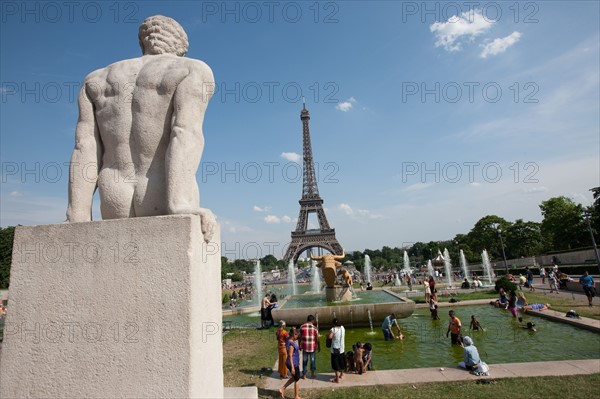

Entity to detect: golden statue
[337,268,353,287]
[311,252,345,288]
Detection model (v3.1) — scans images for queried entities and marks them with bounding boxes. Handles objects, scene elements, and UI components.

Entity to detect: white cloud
[403,183,434,192]
[339,203,354,215]
[9,191,22,197]
[523,186,548,194]
[253,205,271,212]
[282,215,292,223]
[338,203,383,219]
[264,215,281,224]
[480,31,522,58]
[335,97,357,112]
[281,152,301,162]
[430,9,494,52]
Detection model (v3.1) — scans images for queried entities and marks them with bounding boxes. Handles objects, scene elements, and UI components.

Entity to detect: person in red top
[299,314,320,379]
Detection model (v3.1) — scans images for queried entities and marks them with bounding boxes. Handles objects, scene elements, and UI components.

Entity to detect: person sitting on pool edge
[522,303,551,311]
[458,336,480,371]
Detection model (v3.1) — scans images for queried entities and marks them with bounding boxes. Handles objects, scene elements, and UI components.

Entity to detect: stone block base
[0,215,223,398]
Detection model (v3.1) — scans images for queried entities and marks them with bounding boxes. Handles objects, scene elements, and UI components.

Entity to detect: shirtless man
[66,15,216,241]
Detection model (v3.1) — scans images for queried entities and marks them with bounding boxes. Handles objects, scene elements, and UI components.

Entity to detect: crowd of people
[273,266,595,396]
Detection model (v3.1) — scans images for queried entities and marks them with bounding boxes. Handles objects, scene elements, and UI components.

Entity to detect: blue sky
[1,1,599,259]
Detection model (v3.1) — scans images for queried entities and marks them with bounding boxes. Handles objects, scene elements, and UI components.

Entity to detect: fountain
[481,249,494,285]
[287,259,297,295]
[443,248,453,287]
[403,251,411,275]
[426,259,434,277]
[459,250,469,282]
[310,260,321,293]
[394,273,402,287]
[254,260,263,307]
[366,309,376,335]
[272,253,415,327]
[364,254,372,283]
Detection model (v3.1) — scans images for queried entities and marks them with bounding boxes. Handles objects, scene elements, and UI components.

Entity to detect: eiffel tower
[283,103,343,264]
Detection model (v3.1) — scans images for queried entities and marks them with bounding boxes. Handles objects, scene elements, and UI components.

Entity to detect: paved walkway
[265,359,600,392]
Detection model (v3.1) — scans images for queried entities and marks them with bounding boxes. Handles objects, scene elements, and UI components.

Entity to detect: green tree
[466,215,511,260]
[260,254,281,269]
[586,187,600,239]
[504,219,543,258]
[539,196,587,251]
[0,226,16,289]
[453,233,477,264]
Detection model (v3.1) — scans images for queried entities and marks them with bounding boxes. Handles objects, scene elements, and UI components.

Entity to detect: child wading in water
[429,297,439,320]
[470,315,482,331]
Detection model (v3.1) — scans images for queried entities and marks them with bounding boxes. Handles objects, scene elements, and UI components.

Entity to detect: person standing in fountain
[299,315,320,379]
[429,297,440,320]
[279,327,301,399]
[381,313,403,341]
[275,321,289,379]
[446,310,462,344]
[328,318,346,383]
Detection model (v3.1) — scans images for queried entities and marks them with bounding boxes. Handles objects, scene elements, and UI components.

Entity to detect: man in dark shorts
[580,271,596,307]
[446,310,462,344]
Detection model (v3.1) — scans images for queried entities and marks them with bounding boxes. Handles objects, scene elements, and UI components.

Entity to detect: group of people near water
[277,314,375,399]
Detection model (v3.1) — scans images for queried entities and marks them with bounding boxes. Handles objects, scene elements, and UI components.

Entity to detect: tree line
[346,189,599,271]
[0,189,598,288]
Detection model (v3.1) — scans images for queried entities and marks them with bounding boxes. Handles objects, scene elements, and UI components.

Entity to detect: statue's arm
[165,63,214,214]
[166,63,217,242]
[66,82,101,222]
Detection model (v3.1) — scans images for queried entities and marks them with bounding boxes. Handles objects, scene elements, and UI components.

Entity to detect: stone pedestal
[0,215,223,398]
[325,286,353,302]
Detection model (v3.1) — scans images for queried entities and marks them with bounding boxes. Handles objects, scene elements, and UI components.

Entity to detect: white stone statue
[66,15,216,242]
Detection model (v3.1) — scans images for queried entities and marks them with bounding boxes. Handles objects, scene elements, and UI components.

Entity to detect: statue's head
[138,15,189,57]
